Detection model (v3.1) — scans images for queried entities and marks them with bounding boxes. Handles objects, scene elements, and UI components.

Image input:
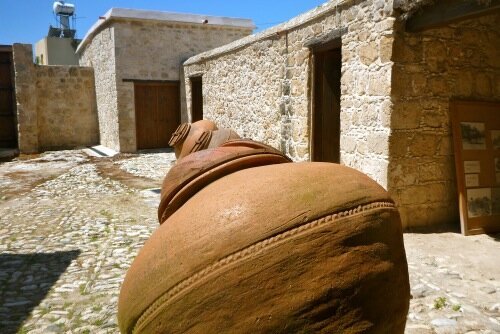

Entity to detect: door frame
[132,80,180,150]
[190,75,203,122]
[0,45,17,148]
[309,38,342,162]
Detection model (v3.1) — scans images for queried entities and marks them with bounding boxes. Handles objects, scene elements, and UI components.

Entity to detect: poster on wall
[460,122,486,150]
[495,157,500,184]
[464,161,480,173]
[451,100,500,235]
[492,188,500,215]
[465,174,479,187]
[466,188,491,218]
[491,130,500,150]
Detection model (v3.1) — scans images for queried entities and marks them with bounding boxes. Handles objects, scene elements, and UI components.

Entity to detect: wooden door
[134,81,180,149]
[190,77,203,122]
[0,47,17,148]
[312,48,341,163]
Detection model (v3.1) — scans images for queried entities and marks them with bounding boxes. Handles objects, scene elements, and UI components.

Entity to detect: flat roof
[76,8,255,54]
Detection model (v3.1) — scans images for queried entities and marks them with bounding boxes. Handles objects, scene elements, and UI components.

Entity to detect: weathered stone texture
[184,0,395,187]
[13,44,38,153]
[390,13,500,227]
[13,44,99,153]
[79,27,120,151]
[79,20,251,152]
[185,38,285,150]
[36,66,98,150]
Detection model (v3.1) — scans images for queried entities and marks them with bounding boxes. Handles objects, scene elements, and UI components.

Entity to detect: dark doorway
[0,46,17,148]
[312,47,341,163]
[190,76,203,122]
[134,81,180,149]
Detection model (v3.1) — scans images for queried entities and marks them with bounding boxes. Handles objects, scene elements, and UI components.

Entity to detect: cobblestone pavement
[0,149,498,333]
[404,232,500,334]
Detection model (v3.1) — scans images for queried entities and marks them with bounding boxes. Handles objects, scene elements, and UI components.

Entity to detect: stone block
[340,136,357,154]
[359,42,378,65]
[392,36,422,63]
[409,133,440,157]
[379,35,393,63]
[418,162,445,183]
[399,185,432,205]
[428,77,448,96]
[379,100,392,128]
[455,71,474,96]
[375,18,395,33]
[437,135,453,157]
[367,69,391,96]
[389,132,410,157]
[391,101,421,130]
[474,73,492,96]
[367,133,389,155]
[421,108,448,129]
[407,73,428,96]
[388,160,418,188]
[424,40,446,62]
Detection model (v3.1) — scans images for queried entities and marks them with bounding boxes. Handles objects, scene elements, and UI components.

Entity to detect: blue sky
[0,1,327,45]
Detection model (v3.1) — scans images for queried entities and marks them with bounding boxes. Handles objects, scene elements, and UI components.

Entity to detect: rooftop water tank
[53,1,75,16]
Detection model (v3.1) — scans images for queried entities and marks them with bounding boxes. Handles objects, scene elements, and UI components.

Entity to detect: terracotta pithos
[118,137,410,333]
[169,120,240,159]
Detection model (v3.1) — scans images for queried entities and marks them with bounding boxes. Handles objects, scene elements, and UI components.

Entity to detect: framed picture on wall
[460,122,486,150]
[491,130,500,150]
[451,100,500,235]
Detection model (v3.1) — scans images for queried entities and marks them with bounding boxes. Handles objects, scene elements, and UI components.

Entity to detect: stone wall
[13,44,38,153]
[389,12,500,227]
[184,0,395,187]
[112,20,252,152]
[13,44,98,153]
[79,26,120,151]
[36,66,98,150]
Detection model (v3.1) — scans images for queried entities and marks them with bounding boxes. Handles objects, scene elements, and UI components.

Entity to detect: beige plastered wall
[389,12,500,228]
[35,37,79,65]
[13,44,98,153]
[184,0,395,186]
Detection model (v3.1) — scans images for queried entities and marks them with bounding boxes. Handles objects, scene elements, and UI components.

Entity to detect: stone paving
[0,150,174,334]
[0,149,498,334]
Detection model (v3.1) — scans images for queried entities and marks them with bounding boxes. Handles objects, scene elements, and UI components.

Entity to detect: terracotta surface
[158,140,291,224]
[119,162,410,333]
[206,128,240,149]
[169,120,218,159]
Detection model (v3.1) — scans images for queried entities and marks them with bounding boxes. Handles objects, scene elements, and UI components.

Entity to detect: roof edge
[76,8,255,54]
[184,0,353,66]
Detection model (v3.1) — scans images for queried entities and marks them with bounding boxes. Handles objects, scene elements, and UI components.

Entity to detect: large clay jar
[169,120,218,159]
[118,145,410,333]
[169,121,242,160]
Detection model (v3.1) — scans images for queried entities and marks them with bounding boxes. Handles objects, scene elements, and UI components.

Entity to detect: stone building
[183,0,500,229]
[76,8,254,152]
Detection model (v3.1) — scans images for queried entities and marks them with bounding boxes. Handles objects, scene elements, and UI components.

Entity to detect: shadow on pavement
[405,223,500,242]
[0,250,80,334]
[487,233,500,242]
[404,222,461,234]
